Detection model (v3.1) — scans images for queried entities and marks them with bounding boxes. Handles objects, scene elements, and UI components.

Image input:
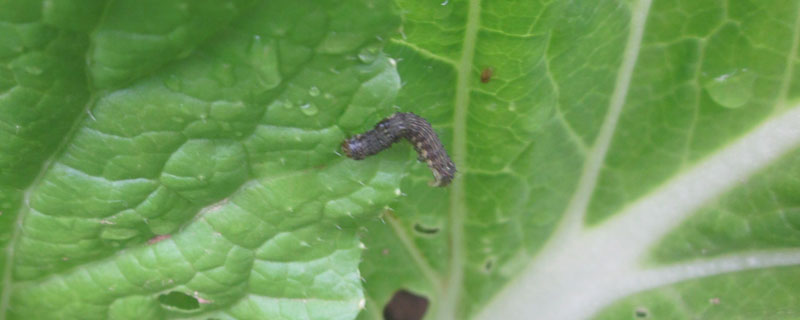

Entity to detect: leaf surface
[4,0,800,319]
[0,0,403,319]
[358,0,800,319]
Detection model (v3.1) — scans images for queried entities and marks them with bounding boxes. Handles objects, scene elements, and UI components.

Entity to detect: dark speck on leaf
[480,67,493,83]
[635,307,649,318]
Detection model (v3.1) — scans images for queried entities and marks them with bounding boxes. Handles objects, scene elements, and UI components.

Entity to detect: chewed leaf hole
[634,306,649,318]
[383,289,429,320]
[412,223,439,235]
[158,291,199,310]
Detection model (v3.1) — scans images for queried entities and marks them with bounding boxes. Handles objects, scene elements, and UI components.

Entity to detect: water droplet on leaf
[508,102,517,112]
[308,86,320,97]
[300,103,318,116]
[704,69,756,109]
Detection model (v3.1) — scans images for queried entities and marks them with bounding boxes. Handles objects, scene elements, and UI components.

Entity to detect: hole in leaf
[413,223,439,235]
[634,307,649,318]
[383,289,428,320]
[157,291,199,310]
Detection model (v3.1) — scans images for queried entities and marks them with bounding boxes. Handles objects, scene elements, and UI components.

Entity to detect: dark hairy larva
[341,112,456,187]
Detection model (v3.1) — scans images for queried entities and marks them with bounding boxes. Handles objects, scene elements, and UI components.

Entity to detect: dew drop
[299,103,319,116]
[282,100,294,109]
[308,86,321,97]
[704,69,756,109]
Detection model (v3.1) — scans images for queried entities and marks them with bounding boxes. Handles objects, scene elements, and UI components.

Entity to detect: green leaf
[4,0,800,319]
[1,0,403,319]
[357,0,800,319]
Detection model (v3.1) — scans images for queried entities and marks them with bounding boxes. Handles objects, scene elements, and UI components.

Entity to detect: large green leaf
[1,0,403,319]
[358,0,800,319]
[3,0,800,319]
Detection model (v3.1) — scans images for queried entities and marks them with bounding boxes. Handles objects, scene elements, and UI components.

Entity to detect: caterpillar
[341,112,456,187]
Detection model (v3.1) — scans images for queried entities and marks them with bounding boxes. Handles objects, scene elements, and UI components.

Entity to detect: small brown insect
[341,112,456,187]
[480,67,493,83]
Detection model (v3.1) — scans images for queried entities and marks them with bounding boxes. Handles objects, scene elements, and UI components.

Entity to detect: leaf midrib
[476,0,800,318]
[437,0,482,318]
[0,93,104,320]
[0,0,119,315]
